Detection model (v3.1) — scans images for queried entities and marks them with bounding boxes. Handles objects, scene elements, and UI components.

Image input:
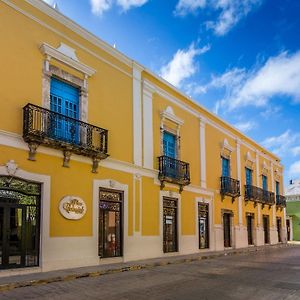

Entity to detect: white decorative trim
[245,151,255,164]
[143,82,154,169]
[93,179,129,261]
[262,160,270,175]
[256,151,260,187]
[132,63,142,166]
[221,138,234,153]
[0,162,51,271]
[236,139,243,225]
[200,117,207,189]
[40,43,96,77]
[57,43,79,61]
[160,106,184,126]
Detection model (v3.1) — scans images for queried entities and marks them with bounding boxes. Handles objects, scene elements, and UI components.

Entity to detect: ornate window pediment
[160,106,184,127]
[274,168,282,181]
[261,160,270,176]
[40,42,96,77]
[245,151,255,169]
[220,138,234,159]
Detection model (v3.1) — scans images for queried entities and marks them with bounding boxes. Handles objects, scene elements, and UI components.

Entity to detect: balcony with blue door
[276,195,286,210]
[158,131,190,192]
[23,103,108,173]
[220,157,240,202]
[23,76,108,173]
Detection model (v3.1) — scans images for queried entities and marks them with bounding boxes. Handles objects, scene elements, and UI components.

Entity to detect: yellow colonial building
[0,0,286,274]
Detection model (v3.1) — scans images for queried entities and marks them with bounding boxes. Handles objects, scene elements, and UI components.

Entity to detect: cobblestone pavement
[1,246,300,300]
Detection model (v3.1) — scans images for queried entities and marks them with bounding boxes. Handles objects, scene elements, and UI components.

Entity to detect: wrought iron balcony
[220,176,240,201]
[23,103,108,172]
[244,185,275,208]
[276,195,286,209]
[158,155,190,192]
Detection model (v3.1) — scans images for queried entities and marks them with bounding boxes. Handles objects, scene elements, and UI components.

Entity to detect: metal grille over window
[99,190,123,259]
[163,198,178,253]
[0,176,41,269]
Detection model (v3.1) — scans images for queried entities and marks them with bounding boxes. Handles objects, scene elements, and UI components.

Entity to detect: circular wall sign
[59,196,87,220]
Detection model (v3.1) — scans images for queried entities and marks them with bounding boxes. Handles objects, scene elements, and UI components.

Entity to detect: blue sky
[44,0,300,186]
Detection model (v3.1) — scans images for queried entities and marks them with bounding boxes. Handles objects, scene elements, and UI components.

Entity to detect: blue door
[262,175,268,190]
[276,181,280,196]
[50,78,79,143]
[163,132,176,158]
[222,158,230,177]
[246,168,252,185]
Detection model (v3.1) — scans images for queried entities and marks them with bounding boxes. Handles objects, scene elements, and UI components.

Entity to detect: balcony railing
[220,176,240,201]
[244,185,275,207]
[158,155,190,192]
[23,103,108,172]
[276,195,286,209]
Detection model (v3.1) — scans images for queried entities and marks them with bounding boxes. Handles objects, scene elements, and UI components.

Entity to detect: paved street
[1,246,300,300]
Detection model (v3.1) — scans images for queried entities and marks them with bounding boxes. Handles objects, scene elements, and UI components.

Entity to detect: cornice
[25,0,132,67]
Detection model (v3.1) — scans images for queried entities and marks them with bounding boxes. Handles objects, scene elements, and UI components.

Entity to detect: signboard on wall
[59,196,87,220]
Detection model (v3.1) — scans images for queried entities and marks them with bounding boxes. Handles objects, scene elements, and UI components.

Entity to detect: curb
[0,243,291,292]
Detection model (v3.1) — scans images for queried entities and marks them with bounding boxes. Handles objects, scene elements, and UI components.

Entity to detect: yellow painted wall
[153,94,200,186]
[0,144,134,237]
[0,1,133,164]
[142,177,160,235]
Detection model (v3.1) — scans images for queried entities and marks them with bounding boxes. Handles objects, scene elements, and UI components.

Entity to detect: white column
[236,139,242,225]
[271,163,276,226]
[143,80,155,169]
[256,151,261,226]
[132,63,143,166]
[199,117,207,189]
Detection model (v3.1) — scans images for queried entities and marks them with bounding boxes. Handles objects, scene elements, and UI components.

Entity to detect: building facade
[286,180,300,241]
[0,0,286,274]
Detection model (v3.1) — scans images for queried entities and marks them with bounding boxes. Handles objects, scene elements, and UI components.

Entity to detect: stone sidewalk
[0,243,290,292]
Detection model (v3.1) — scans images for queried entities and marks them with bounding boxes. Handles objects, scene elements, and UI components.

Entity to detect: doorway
[163,198,178,253]
[223,212,231,248]
[277,217,282,242]
[99,189,123,258]
[286,219,291,241]
[198,203,209,249]
[263,215,270,244]
[0,176,40,269]
[246,214,254,245]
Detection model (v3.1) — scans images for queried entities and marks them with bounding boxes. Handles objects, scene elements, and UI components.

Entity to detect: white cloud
[261,130,300,157]
[291,146,300,157]
[260,106,281,120]
[160,43,210,88]
[90,0,113,15]
[289,161,300,177]
[116,0,148,11]
[90,0,148,15]
[204,51,300,112]
[174,0,262,35]
[175,0,206,16]
[234,121,257,133]
[209,0,262,36]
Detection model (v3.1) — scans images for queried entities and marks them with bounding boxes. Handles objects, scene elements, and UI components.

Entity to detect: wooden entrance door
[99,189,123,258]
[246,215,254,245]
[223,213,231,248]
[198,203,209,249]
[163,198,178,253]
[277,218,282,242]
[263,215,270,244]
[286,219,291,241]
